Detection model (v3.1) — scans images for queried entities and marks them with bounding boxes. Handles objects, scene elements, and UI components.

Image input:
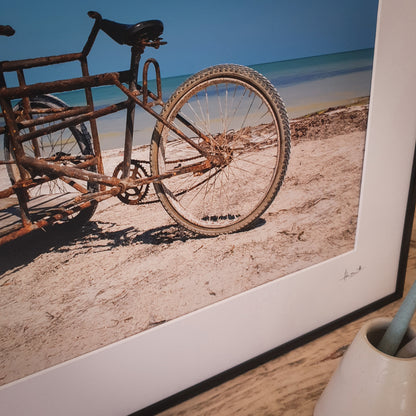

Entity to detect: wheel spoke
[4,98,97,226]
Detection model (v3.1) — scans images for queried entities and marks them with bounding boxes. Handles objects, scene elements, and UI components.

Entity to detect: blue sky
[1,0,378,83]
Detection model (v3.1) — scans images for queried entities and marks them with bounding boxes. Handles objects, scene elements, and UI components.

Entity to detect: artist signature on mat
[341,265,363,281]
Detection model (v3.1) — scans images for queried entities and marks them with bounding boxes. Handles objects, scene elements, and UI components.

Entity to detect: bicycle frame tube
[113,79,218,160]
[121,45,143,179]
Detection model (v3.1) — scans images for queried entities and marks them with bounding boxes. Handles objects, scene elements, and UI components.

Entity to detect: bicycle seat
[90,11,163,46]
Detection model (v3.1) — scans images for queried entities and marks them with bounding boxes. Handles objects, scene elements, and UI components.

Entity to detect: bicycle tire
[150,64,290,236]
[4,94,98,228]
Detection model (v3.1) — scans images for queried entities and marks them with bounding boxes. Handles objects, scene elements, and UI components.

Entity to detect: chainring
[112,159,150,205]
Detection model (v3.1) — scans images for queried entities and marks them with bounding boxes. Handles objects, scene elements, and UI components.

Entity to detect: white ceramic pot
[314,317,416,416]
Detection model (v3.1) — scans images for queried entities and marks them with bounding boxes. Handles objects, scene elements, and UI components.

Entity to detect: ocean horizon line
[247,47,373,72]
[1,47,374,153]
[54,47,374,103]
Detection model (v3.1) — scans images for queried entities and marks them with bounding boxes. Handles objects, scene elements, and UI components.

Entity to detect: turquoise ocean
[8,48,375,152]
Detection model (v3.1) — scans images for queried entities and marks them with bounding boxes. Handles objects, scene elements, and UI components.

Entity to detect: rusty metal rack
[0,12,173,244]
[0,10,291,245]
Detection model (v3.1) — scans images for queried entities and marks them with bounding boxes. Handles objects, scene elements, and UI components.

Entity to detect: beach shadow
[0,218,266,276]
[0,221,204,275]
[0,224,88,276]
[74,221,209,247]
[132,217,266,244]
[133,224,207,245]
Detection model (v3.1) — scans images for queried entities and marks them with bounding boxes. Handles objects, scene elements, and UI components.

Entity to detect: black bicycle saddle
[88,11,163,46]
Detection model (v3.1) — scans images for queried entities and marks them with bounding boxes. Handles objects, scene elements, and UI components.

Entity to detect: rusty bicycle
[0,11,290,246]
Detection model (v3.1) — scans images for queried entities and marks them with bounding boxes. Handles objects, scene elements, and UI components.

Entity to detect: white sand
[0,104,367,385]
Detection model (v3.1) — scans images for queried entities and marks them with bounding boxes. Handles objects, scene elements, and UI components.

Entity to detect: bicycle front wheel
[150,64,290,236]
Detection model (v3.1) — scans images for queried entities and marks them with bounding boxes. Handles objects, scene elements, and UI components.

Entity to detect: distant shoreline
[99,97,371,156]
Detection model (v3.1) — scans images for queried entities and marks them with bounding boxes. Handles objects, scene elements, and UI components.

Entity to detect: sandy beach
[0,101,368,386]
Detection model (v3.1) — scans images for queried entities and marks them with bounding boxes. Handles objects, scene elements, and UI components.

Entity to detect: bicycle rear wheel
[4,94,98,227]
[150,64,290,236]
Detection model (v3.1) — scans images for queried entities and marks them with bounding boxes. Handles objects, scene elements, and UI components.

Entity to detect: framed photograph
[1,0,416,414]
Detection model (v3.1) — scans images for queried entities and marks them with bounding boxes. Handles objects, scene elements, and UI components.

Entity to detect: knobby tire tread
[150,64,290,236]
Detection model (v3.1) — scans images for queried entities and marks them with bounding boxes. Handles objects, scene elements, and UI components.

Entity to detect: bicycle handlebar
[0,25,15,37]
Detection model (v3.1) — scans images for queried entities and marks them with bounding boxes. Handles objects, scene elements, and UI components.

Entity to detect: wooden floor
[157,221,416,416]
